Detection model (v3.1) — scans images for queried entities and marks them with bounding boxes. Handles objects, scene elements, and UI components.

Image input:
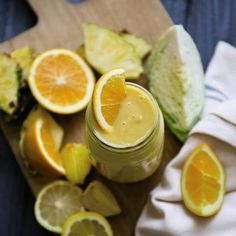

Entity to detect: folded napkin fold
[135,41,236,236]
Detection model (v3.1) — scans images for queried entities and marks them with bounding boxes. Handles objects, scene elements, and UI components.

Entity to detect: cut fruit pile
[93,68,127,132]
[28,49,95,114]
[19,106,119,235]
[0,22,221,235]
[181,143,225,217]
[35,179,119,235]
[0,24,151,117]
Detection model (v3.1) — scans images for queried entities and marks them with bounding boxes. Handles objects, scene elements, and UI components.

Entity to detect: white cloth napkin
[135,41,236,236]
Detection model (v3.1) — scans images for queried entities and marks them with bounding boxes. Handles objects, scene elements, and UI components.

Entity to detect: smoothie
[86,82,164,182]
[94,84,156,147]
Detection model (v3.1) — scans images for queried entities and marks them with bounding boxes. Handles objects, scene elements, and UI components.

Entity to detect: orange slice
[181,143,225,217]
[23,117,65,176]
[28,49,95,114]
[93,68,126,132]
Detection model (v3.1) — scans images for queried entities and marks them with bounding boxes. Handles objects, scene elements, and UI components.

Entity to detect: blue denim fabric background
[0,0,236,235]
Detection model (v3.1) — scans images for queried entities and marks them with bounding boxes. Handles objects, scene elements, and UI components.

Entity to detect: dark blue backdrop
[1,0,236,235]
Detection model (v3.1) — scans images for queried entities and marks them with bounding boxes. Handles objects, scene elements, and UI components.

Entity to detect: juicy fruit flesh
[70,220,107,235]
[23,114,65,176]
[101,75,126,125]
[185,150,221,206]
[40,121,62,166]
[35,181,83,233]
[182,144,225,217]
[61,143,91,184]
[81,180,121,217]
[39,184,82,228]
[34,54,87,105]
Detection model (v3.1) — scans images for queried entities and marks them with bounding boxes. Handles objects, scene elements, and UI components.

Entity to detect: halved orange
[181,143,225,217]
[23,117,65,176]
[93,68,126,132]
[28,49,95,114]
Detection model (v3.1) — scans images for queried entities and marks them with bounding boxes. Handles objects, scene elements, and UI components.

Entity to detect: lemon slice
[181,143,225,217]
[28,49,95,114]
[83,23,143,79]
[93,68,126,132]
[35,180,84,233]
[62,211,113,236]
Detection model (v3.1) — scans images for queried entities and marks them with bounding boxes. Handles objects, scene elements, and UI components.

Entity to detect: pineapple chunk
[121,33,152,58]
[83,24,143,79]
[76,44,86,59]
[81,180,121,217]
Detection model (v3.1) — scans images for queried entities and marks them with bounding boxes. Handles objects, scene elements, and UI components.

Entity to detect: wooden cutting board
[0,0,181,235]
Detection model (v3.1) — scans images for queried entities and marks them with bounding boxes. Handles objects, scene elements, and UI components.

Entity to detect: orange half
[29,49,95,114]
[181,143,225,217]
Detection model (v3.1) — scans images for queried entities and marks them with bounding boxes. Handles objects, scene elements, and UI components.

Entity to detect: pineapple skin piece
[0,53,19,115]
[11,46,33,83]
[148,25,205,141]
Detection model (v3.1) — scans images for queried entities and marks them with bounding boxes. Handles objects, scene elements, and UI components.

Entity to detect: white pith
[35,119,65,174]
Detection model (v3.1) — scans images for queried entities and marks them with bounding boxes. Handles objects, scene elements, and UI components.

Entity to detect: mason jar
[85,83,164,183]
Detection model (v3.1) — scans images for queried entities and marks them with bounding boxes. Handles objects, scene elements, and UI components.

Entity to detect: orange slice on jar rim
[93,68,127,132]
[28,49,95,114]
[181,143,226,217]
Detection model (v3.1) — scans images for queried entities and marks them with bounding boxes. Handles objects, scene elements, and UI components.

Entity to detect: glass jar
[85,83,164,183]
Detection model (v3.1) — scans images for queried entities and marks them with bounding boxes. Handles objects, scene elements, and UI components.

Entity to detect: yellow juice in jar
[86,82,164,183]
[94,84,155,147]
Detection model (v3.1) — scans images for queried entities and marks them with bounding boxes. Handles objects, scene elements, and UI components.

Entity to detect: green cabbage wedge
[148,25,205,141]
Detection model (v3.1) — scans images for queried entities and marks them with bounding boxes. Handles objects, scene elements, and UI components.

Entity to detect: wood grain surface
[0,0,182,235]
